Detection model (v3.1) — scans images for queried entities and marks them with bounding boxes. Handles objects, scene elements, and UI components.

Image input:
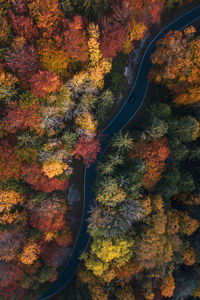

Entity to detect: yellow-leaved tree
[75,111,97,135]
[82,237,134,280]
[19,241,40,265]
[160,274,175,298]
[0,189,26,225]
[88,23,112,89]
[42,160,68,178]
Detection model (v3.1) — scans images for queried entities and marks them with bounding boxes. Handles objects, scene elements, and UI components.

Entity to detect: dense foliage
[0,0,196,298]
[69,26,200,300]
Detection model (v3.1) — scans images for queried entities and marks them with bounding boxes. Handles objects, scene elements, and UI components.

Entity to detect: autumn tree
[19,241,40,265]
[115,285,135,300]
[99,0,131,58]
[56,15,89,63]
[42,160,69,179]
[73,134,101,166]
[138,0,164,26]
[135,195,173,272]
[96,178,126,207]
[83,236,134,278]
[75,111,97,135]
[160,274,175,298]
[5,39,40,85]
[100,17,128,58]
[166,209,179,234]
[4,102,43,136]
[123,18,147,54]
[40,243,70,269]
[178,211,199,236]
[88,23,112,89]
[0,69,18,104]
[130,137,170,190]
[175,192,200,206]
[183,245,196,266]
[21,163,69,193]
[29,194,67,232]
[14,130,41,162]
[0,262,23,299]
[36,39,69,78]
[0,189,26,225]
[0,139,22,182]
[0,226,27,262]
[11,0,28,15]
[149,27,200,105]
[28,0,64,38]
[9,11,39,42]
[29,70,61,98]
[0,8,12,46]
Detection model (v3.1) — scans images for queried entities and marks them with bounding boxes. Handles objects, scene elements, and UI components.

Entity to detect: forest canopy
[0,0,198,299]
[76,25,200,300]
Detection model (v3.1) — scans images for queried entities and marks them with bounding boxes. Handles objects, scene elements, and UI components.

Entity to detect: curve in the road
[40,5,200,299]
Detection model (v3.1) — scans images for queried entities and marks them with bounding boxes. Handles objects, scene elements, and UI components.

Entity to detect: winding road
[40,5,200,299]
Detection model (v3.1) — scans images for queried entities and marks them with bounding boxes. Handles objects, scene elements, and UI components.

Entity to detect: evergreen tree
[111,132,133,153]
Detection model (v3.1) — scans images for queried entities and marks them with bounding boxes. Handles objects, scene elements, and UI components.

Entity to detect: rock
[67,184,81,207]
[124,35,149,85]
[66,184,82,238]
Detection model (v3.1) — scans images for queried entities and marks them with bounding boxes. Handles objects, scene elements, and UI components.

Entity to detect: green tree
[0,84,18,104]
[165,0,183,9]
[16,131,41,148]
[97,152,124,176]
[80,93,98,111]
[37,266,57,284]
[115,285,135,300]
[47,85,75,115]
[111,132,133,154]
[188,145,200,161]
[61,130,78,150]
[97,160,115,176]
[61,0,75,15]
[96,177,127,207]
[168,138,188,161]
[148,103,172,120]
[179,172,195,193]
[168,116,199,142]
[148,117,168,139]
[78,0,110,19]
[97,89,115,126]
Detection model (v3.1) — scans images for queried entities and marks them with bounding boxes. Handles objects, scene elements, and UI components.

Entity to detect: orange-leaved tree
[129,137,170,190]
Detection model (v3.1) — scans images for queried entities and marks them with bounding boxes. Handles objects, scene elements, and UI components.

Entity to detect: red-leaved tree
[4,103,43,136]
[73,134,101,167]
[11,0,28,15]
[100,18,128,58]
[40,243,71,269]
[0,262,23,299]
[138,0,164,26]
[21,163,69,193]
[54,15,89,62]
[29,70,61,98]
[29,198,67,232]
[0,139,22,182]
[130,137,170,190]
[5,41,39,85]
[9,11,39,42]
